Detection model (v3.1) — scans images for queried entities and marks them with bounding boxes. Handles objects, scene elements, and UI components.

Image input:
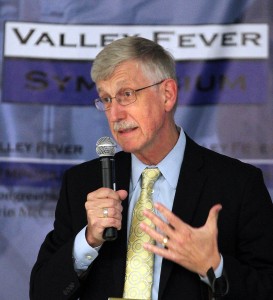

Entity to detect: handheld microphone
[96,137,117,241]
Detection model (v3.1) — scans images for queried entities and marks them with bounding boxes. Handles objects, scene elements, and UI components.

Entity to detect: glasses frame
[94,79,165,111]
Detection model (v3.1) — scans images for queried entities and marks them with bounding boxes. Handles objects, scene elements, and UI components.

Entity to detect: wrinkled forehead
[97,79,128,94]
[96,61,147,93]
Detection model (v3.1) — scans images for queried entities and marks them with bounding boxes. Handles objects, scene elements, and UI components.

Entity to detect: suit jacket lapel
[158,135,208,299]
[172,136,208,224]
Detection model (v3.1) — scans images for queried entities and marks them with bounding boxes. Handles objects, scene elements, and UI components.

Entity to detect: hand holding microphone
[96,137,118,241]
[85,137,127,246]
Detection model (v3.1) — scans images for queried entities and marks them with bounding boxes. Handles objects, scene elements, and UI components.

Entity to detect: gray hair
[91,36,177,83]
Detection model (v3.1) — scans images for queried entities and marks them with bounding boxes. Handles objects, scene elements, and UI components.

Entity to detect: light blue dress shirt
[73,128,223,299]
[128,128,185,299]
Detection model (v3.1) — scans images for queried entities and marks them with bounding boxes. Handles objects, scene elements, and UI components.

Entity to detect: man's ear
[162,79,178,112]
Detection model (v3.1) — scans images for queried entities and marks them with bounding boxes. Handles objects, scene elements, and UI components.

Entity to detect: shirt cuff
[73,226,100,272]
[199,254,223,286]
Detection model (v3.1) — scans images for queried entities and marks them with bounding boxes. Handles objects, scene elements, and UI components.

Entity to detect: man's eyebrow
[97,80,131,94]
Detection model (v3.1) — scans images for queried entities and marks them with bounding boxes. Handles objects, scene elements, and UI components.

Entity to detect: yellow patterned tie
[123,167,161,300]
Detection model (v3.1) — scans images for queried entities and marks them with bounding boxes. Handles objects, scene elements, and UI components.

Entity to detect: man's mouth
[118,127,137,134]
[114,121,138,133]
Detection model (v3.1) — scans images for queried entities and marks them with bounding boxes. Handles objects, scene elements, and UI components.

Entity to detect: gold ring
[162,236,169,248]
[103,208,108,218]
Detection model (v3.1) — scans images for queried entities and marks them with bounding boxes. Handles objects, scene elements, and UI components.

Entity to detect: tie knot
[141,167,161,191]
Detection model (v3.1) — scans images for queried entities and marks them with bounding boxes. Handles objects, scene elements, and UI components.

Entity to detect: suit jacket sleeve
[29,161,100,300]
[219,167,273,299]
[29,153,130,300]
[29,170,80,299]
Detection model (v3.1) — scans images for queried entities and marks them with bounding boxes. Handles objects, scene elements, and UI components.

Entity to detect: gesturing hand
[141,202,222,276]
[85,188,128,247]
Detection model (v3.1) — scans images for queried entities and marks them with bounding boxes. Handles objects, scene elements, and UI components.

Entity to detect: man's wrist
[73,226,100,272]
[199,254,223,285]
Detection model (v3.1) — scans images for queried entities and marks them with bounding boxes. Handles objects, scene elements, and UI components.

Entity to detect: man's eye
[123,90,134,97]
[101,97,111,103]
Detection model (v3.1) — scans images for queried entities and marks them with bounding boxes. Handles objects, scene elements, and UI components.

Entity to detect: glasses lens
[95,98,106,111]
[117,89,136,106]
[94,88,137,111]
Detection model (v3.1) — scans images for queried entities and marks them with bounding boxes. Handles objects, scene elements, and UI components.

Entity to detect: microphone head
[96,136,116,157]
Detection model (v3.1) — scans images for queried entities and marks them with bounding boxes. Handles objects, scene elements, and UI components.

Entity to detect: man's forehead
[97,78,131,93]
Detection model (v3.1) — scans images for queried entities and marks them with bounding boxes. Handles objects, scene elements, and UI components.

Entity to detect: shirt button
[86,255,92,260]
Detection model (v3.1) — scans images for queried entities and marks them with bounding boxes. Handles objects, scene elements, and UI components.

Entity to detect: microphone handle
[100,157,117,241]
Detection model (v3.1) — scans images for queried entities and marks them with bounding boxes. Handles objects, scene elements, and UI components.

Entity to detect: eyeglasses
[94,80,165,111]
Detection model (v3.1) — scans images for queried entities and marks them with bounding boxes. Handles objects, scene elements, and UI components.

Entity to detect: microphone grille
[96,136,116,157]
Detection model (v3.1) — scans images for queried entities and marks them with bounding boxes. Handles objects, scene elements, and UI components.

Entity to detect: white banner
[4,22,269,60]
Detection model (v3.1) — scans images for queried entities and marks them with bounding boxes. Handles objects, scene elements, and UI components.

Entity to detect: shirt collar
[131,127,186,190]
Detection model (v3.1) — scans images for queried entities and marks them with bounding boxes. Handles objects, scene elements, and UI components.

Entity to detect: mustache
[113,121,138,132]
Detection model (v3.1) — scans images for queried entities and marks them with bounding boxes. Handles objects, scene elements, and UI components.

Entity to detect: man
[30,37,273,300]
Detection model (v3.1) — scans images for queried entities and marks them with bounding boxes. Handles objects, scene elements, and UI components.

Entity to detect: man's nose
[107,99,127,121]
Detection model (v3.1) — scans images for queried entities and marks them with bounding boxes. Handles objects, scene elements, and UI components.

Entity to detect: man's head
[91,36,177,84]
[91,37,179,165]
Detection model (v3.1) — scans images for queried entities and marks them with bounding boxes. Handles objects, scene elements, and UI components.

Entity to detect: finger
[86,190,126,210]
[143,241,177,264]
[141,221,173,252]
[87,188,127,203]
[154,202,187,229]
[117,189,128,201]
[143,209,174,239]
[100,190,127,211]
[205,204,222,229]
[143,242,169,258]
[140,220,166,246]
[85,199,123,215]
[86,208,122,229]
[99,218,122,230]
[98,207,123,220]
[87,187,113,200]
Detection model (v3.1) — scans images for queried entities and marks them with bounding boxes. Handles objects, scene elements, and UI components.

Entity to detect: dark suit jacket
[30,135,273,300]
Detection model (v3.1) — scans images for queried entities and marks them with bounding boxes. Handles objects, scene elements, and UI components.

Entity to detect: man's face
[96,60,176,163]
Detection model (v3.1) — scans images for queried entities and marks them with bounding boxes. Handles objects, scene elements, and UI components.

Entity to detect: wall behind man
[0,0,272,299]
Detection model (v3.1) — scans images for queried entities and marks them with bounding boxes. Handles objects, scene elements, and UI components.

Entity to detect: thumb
[117,189,128,201]
[206,204,222,229]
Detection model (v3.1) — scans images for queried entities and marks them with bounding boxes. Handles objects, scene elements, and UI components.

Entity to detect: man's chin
[119,146,134,153]
[118,143,139,154]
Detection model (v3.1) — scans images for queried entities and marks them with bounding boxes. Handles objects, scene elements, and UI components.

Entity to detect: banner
[2,23,269,105]
[0,1,272,299]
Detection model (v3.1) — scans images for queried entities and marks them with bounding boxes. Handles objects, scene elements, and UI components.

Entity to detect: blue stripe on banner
[2,58,267,106]
[2,58,96,106]
[0,161,72,188]
[176,60,267,105]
